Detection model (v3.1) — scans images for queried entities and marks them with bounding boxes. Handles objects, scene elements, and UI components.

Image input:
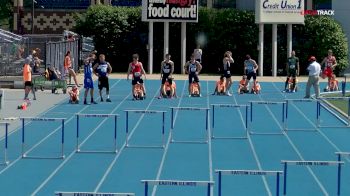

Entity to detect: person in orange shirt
[23,58,36,100]
[238,75,248,94]
[64,51,79,86]
[251,81,261,94]
[329,74,339,91]
[164,80,177,98]
[133,82,145,100]
[212,76,226,95]
[68,85,80,104]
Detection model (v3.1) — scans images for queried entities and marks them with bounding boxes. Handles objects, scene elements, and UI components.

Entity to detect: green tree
[0,0,13,29]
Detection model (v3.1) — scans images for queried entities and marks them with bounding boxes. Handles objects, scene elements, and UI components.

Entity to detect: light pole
[31,0,35,34]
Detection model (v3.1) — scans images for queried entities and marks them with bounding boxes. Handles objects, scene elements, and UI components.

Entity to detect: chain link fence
[0,29,82,77]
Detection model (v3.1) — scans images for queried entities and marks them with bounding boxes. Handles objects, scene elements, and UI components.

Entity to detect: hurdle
[0,122,10,165]
[141,180,214,196]
[76,114,119,153]
[215,169,283,196]
[334,152,350,196]
[211,104,248,139]
[249,101,286,135]
[125,110,166,148]
[20,117,65,159]
[55,191,135,196]
[170,107,210,144]
[317,97,350,128]
[284,99,318,131]
[281,160,344,196]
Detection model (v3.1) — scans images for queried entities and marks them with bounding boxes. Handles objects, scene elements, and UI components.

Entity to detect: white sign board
[142,0,198,22]
[255,0,304,24]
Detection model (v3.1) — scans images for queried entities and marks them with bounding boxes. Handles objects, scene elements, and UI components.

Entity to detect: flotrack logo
[301,9,335,16]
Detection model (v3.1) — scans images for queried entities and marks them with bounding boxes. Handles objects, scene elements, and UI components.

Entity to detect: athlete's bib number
[134,72,141,77]
[163,68,170,74]
[226,70,231,74]
[289,64,295,69]
[190,67,197,72]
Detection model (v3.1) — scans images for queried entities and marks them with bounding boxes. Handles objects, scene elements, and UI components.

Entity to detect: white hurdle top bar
[19,117,66,121]
[211,104,249,108]
[250,101,286,105]
[55,191,134,196]
[281,160,344,166]
[170,107,209,110]
[285,99,316,102]
[141,180,214,186]
[124,110,167,114]
[76,114,119,117]
[215,169,282,175]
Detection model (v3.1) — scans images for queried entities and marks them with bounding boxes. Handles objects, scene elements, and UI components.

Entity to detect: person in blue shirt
[83,56,97,105]
[244,54,258,93]
[93,54,112,102]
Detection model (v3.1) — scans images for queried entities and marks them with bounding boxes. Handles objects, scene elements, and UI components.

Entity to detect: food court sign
[255,0,304,24]
[142,0,198,22]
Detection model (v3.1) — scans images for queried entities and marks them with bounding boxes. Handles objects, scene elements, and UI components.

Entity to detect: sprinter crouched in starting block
[212,75,226,95]
[133,81,146,100]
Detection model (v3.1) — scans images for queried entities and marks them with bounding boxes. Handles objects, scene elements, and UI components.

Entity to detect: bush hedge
[74,5,348,75]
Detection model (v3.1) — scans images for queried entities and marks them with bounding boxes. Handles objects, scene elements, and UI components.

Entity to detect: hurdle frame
[215,169,283,196]
[317,97,350,128]
[141,180,214,196]
[55,191,135,196]
[0,122,10,165]
[211,104,249,139]
[281,160,344,196]
[125,110,166,148]
[170,107,210,144]
[335,151,350,196]
[284,99,318,131]
[76,114,119,154]
[20,117,65,159]
[249,101,286,135]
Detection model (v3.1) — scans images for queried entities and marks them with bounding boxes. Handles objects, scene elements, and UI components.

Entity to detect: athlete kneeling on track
[133,81,145,100]
[238,75,249,94]
[287,77,298,92]
[69,85,80,104]
[161,80,177,98]
[251,81,261,94]
[212,76,226,95]
[190,81,201,97]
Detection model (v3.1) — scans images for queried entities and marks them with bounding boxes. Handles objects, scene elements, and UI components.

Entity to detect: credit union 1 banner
[255,0,304,24]
[142,0,198,22]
